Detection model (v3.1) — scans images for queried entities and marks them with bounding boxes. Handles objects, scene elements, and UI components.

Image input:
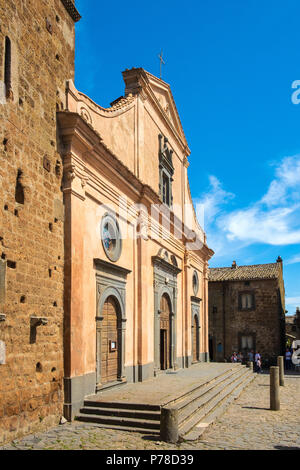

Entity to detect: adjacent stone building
[0,0,213,443]
[208,258,286,366]
[286,307,300,345]
[0,0,80,444]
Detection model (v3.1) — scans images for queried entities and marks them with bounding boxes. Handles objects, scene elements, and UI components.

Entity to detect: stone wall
[208,277,286,365]
[0,0,75,444]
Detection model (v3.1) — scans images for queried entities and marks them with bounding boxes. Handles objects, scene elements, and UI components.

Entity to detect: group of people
[284,346,299,370]
[230,346,299,372]
[230,350,262,373]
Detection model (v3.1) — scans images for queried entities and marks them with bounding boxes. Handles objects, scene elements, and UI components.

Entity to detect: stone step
[79,406,160,421]
[164,366,239,408]
[74,421,160,435]
[176,367,245,421]
[179,370,255,440]
[83,400,160,412]
[75,413,161,430]
[179,368,252,436]
[178,367,249,427]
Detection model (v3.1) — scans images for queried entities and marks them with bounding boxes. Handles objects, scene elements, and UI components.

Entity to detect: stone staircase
[175,364,255,441]
[75,364,255,440]
[76,401,161,434]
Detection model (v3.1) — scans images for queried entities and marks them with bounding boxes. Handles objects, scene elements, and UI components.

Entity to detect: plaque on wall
[0,341,6,365]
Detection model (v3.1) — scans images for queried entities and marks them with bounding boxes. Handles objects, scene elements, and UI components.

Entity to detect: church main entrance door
[101,296,120,384]
[160,294,171,370]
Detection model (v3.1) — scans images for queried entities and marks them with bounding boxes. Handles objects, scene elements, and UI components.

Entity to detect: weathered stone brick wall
[209,278,285,364]
[0,0,75,444]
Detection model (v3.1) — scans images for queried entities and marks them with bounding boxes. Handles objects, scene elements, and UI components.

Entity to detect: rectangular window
[162,173,170,206]
[239,292,255,310]
[241,335,253,349]
[4,36,12,98]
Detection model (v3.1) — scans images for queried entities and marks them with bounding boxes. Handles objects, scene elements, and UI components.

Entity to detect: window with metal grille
[4,37,12,98]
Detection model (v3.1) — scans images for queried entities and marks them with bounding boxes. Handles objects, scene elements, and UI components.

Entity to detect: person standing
[231,352,238,363]
[254,351,261,372]
[248,349,254,366]
[285,347,292,370]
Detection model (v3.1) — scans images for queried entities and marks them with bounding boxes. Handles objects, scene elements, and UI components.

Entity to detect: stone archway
[94,259,131,391]
[160,293,172,370]
[191,298,201,364]
[96,288,126,389]
[152,252,181,376]
[192,314,200,362]
[100,295,121,384]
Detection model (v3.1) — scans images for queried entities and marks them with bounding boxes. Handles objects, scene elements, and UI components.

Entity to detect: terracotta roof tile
[209,262,281,282]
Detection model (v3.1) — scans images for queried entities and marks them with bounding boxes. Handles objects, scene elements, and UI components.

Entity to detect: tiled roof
[209,262,281,282]
[61,0,81,22]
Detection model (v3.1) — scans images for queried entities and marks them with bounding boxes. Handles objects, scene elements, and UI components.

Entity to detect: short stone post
[247,361,253,371]
[270,366,280,411]
[160,406,179,443]
[277,356,284,386]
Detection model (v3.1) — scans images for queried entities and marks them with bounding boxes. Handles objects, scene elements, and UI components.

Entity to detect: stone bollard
[160,406,179,443]
[277,356,285,386]
[270,366,280,411]
[247,361,254,371]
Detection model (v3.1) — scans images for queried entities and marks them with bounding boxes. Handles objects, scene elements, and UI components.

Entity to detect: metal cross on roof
[158,50,165,79]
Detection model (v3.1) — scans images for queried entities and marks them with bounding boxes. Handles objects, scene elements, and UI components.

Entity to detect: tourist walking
[256,357,262,373]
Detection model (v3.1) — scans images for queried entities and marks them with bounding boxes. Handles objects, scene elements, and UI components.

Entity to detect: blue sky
[75,0,300,316]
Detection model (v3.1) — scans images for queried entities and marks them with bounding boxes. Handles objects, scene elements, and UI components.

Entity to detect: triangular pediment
[122,68,189,152]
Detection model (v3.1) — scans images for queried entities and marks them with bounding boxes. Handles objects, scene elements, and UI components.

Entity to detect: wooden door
[101,296,119,384]
[160,294,171,370]
[193,315,199,362]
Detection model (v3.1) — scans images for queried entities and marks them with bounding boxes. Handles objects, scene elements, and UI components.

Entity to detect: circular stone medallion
[101,213,122,262]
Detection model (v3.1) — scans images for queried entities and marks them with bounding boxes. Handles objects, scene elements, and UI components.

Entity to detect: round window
[101,213,122,262]
[193,271,199,296]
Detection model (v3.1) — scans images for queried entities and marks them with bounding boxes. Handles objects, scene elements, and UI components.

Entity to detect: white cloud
[285,254,300,265]
[194,154,300,258]
[194,175,234,228]
[219,204,300,246]
[286,297,300,308]
[261,155,300,206]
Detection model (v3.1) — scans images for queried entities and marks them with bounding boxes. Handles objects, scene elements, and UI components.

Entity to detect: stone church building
[208,258,286,366]
[0,0,213,443]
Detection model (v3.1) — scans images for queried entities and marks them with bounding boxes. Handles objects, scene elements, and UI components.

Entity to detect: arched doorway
[160,293,172,370]
[101,296,120,384]
[193,315,200,362]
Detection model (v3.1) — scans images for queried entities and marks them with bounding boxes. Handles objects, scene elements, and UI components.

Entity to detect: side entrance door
[101,296,119,384]
[160,294,171,370]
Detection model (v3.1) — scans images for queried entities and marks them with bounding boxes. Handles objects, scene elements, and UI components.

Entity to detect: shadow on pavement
[142,435,162,442]
[242,406,270,410]
[274,445,300,450]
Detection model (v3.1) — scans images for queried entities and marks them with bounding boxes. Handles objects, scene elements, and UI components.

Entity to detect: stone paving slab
[87,362,239,406]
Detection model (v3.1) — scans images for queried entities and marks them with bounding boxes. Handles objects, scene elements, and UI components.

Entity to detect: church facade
[59,70,213,419]
[0,0,213,443]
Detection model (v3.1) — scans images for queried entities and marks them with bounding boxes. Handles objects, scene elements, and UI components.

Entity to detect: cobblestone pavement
[1,373,299,451]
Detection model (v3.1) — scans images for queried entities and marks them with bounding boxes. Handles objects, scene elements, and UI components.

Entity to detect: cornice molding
[60,0,81,22]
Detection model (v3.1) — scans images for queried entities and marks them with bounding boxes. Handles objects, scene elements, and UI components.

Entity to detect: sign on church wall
[0,260,6,304]
[0,341,6,365]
